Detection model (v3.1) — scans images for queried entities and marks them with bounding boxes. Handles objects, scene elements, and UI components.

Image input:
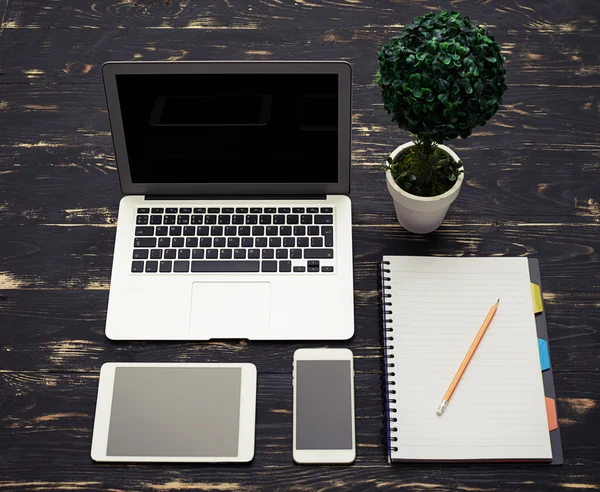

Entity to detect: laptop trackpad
[190,282,271,338]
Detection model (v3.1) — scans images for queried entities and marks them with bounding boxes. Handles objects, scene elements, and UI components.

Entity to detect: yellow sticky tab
[531,283,543,314]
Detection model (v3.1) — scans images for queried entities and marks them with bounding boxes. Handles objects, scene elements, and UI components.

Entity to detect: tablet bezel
[90,362,257,462]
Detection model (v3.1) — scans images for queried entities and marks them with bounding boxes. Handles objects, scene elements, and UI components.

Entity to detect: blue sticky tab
[538,338,550,371]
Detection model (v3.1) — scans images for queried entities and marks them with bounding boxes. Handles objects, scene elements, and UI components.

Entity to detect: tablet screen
[106,367,242,457]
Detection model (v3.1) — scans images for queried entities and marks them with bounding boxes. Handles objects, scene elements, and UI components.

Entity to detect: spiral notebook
[380,256,562,463]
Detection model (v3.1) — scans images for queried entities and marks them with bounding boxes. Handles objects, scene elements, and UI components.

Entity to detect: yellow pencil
[436,299,500,416]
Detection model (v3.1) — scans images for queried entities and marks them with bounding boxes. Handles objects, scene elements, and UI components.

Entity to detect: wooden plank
[0,371,596,490]
[0,26,598,87]
[0,288,595,373]
[1,223,600,291]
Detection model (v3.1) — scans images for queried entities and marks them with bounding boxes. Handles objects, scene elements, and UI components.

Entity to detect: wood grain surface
[1,0,600,490]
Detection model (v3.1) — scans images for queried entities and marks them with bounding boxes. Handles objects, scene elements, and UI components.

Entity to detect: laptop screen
[115,73,339,185]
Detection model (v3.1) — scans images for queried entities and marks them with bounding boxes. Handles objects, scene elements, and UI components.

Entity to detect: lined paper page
[384,256,552,461]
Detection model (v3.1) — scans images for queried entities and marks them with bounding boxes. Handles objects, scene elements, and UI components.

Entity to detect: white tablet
[91,363,257,462]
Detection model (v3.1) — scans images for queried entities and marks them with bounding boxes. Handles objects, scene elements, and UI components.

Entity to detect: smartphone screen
[295,360,353,450]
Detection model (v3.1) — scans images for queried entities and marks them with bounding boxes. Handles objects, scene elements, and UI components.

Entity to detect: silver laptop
[102,61,354,340]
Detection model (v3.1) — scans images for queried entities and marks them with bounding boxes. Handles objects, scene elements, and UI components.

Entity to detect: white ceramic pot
[385,141,464,234]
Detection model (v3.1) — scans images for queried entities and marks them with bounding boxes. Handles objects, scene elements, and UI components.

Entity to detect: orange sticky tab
[545,397,558,431]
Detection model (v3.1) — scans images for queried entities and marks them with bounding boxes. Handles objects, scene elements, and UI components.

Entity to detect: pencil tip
[497,298,500,303]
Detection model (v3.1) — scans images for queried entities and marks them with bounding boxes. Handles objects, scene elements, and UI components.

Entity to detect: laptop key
[145,261,158,273]
[273,215,285,224]
[174,261,190,272]
[242,237,254,247]
[283,237,295,247]
[186,237,198,248]
[164,215,176,224]
[293,266,306,272]
[278,207,290,213]
[191,215,204,224]
[279,260,292,272]
[292,207,305,213]
[172,237,184,247]
[290,249,302,259]
[262,249,274,259]
[192,261,260,273]
[307,226,320,236]
[264,207,276,213]
[208,208,220,213]
[150,215,162,225]
[135,237,156,248]
[286,215,299,225]
[236,208,248,214]
[269,237,282,248]
[261,261,277,272]
[252,226,265,236]
[177,215,190,225]
[205,215,217,224]
[150,249,162,259]
[206,249,218,259]
[211,226,223,236]
[228,237,240,247]
[131,261,144,272]
[197,226,209,236]
[193,207,206,214]
[260,215,272,225]
[159,260,172,272]
[308,266,319,272]
[220,249,233,259]
[311,237,324,248]
[276,249,288,259]
[322,266,334,272]
[234,249,246,259]
[157,237,170,247]
[166,208,178,214]
[297,237,309,247]
[183,226,195,236]
[300,215,312,225]
[321,207,333,213]
[322,226,334,247]
[280,226,292,236]
[225,226,237,236]
[294,226,306,236]
[315,215,333,225]
[178,249,191,259]
[232,215,244,225]
[156,226,168,236]
[238,226,250,236]
[248,249,260,259]
[308,260,320,268]
[266,226,278,236]
[214,237,226,247]
[133,249,149,260]
[136,215,149,225]
[200,237,212,247]
[137,208,150,214]
[304,249,334,259]
[192,249,205,259]
[250,207,262,213]
[255,237,267,247]
[222,208,234,214]
[169,226,182,236]
[246,215,258,224]
[218,215,231,225]
[151,208,164,214]
[164,249,177,259]
[135,226,154,236]
[180,208,192,214]
[307,207,319,213]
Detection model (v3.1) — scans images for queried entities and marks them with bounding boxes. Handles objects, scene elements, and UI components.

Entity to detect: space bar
[191,261,260,272]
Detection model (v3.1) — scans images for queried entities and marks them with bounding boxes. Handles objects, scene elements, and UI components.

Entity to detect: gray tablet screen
[106,367,241,457]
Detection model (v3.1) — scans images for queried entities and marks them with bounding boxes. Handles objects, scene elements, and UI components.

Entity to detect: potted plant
[377,10,507,234]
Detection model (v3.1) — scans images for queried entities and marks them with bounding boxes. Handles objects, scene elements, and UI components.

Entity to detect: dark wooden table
[1,1,599,490]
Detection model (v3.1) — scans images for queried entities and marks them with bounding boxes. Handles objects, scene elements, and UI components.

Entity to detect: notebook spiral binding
[379,260,398,457]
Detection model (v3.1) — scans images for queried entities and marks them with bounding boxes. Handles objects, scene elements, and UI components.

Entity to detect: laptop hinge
[144,194,327,201]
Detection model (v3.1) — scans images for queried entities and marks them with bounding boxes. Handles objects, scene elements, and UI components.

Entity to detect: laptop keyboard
[131,206,336,274]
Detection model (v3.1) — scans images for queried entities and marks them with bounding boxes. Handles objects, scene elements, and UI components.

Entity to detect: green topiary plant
[377,10,507,197]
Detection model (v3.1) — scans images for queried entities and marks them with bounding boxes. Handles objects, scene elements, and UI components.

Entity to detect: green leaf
[438,94,448,104]
[416,51,427,61]
[486,56,497,63]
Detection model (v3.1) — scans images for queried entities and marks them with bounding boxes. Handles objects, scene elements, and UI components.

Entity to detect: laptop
[102,61,355,340]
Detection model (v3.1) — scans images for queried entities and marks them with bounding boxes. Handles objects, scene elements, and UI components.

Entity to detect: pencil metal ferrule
[436,399,448,416]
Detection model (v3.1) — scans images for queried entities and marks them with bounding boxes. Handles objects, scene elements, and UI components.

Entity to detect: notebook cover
[379,258,563,464]
[528,258,563,465]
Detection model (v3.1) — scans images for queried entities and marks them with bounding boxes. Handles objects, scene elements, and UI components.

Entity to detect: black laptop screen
[115,73,339,184]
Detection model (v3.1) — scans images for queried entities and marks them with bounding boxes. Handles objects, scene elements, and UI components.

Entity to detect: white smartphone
[292,348,356,464]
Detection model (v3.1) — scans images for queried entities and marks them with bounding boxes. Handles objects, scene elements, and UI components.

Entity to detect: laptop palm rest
[190,282,271,338]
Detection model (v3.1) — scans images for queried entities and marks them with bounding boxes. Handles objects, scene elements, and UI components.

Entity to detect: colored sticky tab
[545,397,558,431]
[531,283,543,314]
[538,338,550,371]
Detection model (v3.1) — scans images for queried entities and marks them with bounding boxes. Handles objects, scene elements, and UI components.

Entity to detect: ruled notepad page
[384,256,552,461]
